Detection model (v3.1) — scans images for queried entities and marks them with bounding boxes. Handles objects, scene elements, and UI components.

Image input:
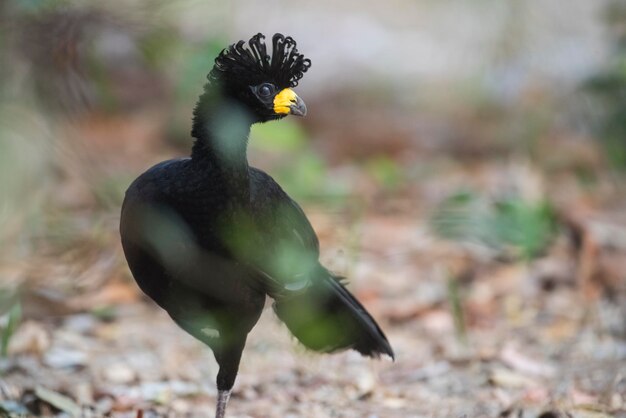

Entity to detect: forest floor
[1,106,626,418]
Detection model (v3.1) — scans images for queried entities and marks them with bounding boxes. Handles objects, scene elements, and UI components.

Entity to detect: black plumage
[120,33,393,418]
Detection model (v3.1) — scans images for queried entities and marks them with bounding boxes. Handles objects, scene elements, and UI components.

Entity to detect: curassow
[120,33,393,418]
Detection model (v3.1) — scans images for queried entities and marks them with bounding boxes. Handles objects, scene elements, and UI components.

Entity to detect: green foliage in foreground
[431,190,558,260]
[250,120,349,203]
[0,289,21,358]
[584,0,626,170]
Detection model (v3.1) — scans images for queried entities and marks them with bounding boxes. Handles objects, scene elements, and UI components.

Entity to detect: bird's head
[207,33,311,123]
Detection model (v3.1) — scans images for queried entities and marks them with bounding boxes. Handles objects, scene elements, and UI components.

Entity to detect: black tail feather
[273,271,394,360]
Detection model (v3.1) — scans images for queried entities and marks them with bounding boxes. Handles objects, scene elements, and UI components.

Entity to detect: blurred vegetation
[447,273,467,345]
[431,190,558,261]
[250,121,347,203]
[584,0,626,170]
[0,289,21,358]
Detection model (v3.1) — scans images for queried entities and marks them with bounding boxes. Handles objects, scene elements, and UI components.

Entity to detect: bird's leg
[215,389,231,418]
[213,336,246,418]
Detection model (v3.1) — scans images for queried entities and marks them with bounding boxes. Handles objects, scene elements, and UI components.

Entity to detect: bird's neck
[191,90,253,194]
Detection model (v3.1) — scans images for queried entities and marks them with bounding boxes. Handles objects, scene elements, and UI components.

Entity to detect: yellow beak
[273,88,307,116]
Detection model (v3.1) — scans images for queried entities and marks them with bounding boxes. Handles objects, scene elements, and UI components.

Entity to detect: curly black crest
[210,33,311,88]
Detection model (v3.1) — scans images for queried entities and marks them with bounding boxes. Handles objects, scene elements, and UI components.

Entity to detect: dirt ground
[1,1,625,415]
[2,113,626,417]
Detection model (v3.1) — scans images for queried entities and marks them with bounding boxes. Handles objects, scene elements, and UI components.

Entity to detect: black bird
[120,33,393,418]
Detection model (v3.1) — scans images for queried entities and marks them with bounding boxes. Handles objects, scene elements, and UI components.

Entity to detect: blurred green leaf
[432,190,557,260]
[250,119,307,152]
[492,198,557,259]
[1,295,21,358]
[447,274,467,345]
[431,190,490,244]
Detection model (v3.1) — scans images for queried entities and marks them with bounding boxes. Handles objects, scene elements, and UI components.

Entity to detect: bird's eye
[258,83,274,97]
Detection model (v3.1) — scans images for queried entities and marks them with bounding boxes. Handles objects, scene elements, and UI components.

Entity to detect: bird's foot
[215,389,231,418]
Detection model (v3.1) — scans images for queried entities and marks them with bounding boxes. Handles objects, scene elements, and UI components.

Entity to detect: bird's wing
[222,168,394,359]
[226,168,322,298]
[242,170,393,358]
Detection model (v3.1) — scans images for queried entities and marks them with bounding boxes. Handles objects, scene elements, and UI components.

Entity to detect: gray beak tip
[289,96,307,117]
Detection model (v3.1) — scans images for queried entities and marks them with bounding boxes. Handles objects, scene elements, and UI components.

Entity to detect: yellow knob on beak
[273,88,307,116]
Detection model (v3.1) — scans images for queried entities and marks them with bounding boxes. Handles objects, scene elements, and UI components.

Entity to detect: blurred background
[1,0,625,417]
